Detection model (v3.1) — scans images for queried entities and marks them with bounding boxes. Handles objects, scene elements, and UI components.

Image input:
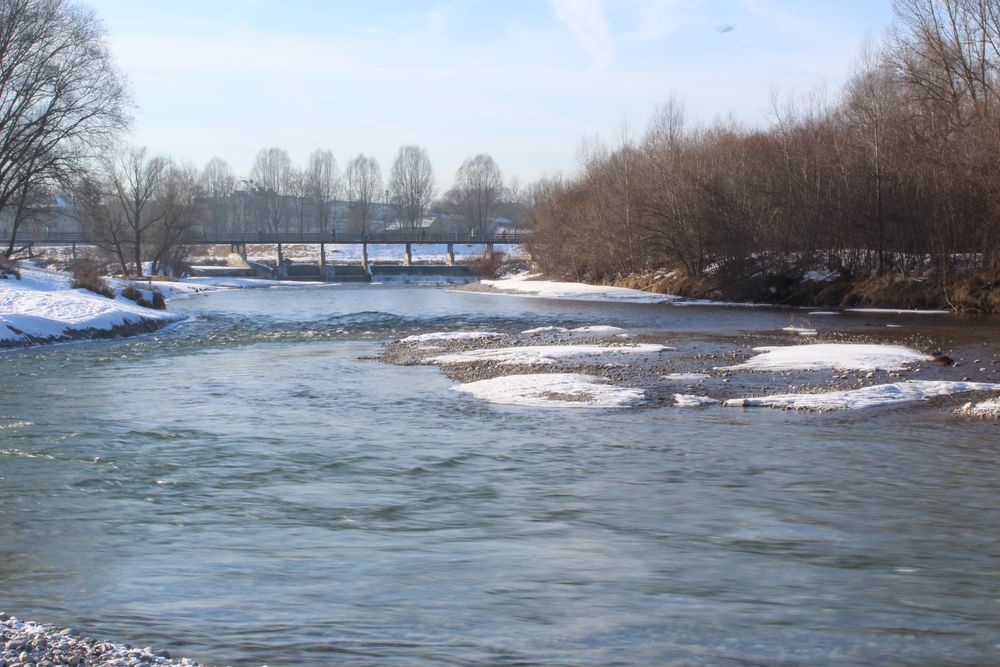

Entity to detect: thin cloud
[549,0,614,68]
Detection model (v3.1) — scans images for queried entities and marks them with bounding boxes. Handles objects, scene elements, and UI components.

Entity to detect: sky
[85,0,896,189]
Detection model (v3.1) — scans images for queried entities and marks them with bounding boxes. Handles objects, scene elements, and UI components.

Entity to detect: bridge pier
[485,243,494,260]
[404,243,412,266]
[230,242,247,260]
[276,243,285,278]
[361,242,370,276]
[319,242,326,278]
[71,242,77,262]
[446,243,454,267]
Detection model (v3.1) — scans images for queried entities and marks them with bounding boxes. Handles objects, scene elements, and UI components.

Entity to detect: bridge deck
[2,231,531,247]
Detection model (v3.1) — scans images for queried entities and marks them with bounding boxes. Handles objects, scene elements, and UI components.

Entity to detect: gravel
[0,613,204,667]
[378,326,1000,409]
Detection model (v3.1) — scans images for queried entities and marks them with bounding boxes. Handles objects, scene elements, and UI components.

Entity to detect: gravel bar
[0,613,205,667]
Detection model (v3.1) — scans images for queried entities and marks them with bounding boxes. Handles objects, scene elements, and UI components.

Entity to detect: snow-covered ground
[0,266,182,348]
[479,273,681,304]
[401,331,507,343]
[720,343,933,372]
[0,266,329,349]
[427,343,671,366]
[726,381,1000,411]
[454,373,646,408]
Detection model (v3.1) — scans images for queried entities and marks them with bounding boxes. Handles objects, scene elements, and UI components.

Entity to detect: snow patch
[673,394,719,407]
[427,343,671,366]
[454,373,646,408]
[720,344,932,372]
[725,381,1000,411]
[401,331,506,342]
[481,272,680,304]
[782,326,818,336]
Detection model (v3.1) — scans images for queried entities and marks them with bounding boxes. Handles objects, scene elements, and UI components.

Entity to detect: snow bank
[480,273,680,304]
[427,343,671,366]
[1,267,180,348]
[401,331,506,343]
[721,343,933,372]
[725,381,1000,411]
[454,373,646,408]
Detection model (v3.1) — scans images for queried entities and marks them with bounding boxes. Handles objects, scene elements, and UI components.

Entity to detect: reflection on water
[1,285,999,666]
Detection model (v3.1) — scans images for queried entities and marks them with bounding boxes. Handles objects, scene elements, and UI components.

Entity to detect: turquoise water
[1,285,998,666]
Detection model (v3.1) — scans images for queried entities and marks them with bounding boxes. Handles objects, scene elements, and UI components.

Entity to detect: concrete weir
[190,242,478,282]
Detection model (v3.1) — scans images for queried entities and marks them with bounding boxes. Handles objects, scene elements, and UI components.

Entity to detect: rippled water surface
[2,285,999,666]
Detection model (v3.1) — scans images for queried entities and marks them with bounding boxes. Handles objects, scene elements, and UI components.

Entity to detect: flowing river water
[1,284,999,666]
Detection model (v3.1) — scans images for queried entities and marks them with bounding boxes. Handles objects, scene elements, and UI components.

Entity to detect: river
[2,284,999,666]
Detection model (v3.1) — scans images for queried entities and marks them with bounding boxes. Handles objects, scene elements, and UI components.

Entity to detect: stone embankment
[0,613,202,667]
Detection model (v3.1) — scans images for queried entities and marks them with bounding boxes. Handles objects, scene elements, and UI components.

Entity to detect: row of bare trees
[198,147,513,241]
[528,0,1000,286]
[0,2,520,274]
[75,148,202,276]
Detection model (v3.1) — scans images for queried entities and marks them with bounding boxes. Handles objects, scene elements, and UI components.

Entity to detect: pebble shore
[0,613,202,667]
[378,326,1000,409]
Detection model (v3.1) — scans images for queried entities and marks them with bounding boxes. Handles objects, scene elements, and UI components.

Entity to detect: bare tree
[149,164,202,275]
[0,0,129,257]
[344,154,382,238]
[447,154,503,237]
[200,157,235,235]
[249,147,292,233]
[388,145,435,230]
[107,147,168,276]
[73,174,130,274]
[306,149,339,234]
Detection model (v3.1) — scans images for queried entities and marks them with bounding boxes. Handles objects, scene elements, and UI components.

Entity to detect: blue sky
[86,0,895,189]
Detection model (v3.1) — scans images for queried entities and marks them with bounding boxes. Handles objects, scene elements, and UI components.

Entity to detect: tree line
[0,0,527,275]
[527,0,1000,303]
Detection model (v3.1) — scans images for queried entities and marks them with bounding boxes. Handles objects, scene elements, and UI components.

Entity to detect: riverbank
[0,612,201,667]
[0,265,183,349]
[0,263,326,350]
[386,273,1000,412]
[610,266,1000,314]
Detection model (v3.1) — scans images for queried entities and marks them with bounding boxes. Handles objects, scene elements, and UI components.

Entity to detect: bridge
[2,229,531,277]
[2,230,531,247]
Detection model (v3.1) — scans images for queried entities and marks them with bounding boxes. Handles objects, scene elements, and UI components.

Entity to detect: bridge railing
[1,230,533,246]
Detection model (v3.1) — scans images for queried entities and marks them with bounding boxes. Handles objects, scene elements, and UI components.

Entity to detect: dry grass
[120,285,167,310]
[70,260,113,298]
[475,250,507,279]
[0,254,20,280]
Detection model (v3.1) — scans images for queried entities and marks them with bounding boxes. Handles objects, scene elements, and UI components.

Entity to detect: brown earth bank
[610,267,1000,314]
